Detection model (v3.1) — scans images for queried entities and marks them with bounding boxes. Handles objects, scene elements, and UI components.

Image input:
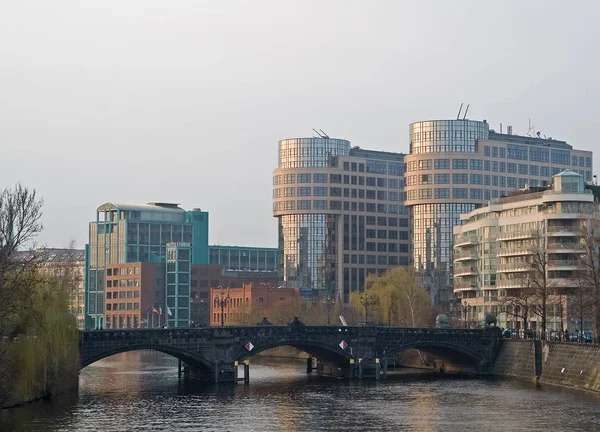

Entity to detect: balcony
[497,230,536,241]
[454,234,478,247]
[453,283,479,292]
[547,260,577,270]
[546,226,577,236]
[453,265,478,277]
[496,279,523,289]
[496,246,533,257]
[496,262,532,273]
[454,252,478,262]
[547,242,583,253]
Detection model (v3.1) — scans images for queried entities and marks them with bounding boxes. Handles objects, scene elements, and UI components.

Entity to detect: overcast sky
[1,0,599,250]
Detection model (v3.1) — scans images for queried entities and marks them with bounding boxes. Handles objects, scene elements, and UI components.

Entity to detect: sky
[1,0,599,250]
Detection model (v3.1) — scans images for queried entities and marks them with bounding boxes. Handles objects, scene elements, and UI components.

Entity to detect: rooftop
[14,248,86,263]
[97,202,186,213]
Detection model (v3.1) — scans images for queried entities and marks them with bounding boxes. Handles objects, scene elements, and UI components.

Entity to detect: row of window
[106,302,140,311]
[274,173,404,188]
[274,200,409,214]
[107,279,140,287]
[106,267,140,276]
[408,188,517,200]
[343,255,410,266]
[106,291,140,299]
[275,187,404,201]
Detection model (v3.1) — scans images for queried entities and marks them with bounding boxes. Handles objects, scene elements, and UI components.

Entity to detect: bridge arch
[383,341,483,368]
[80,344,213,370]
[236,339,353,365]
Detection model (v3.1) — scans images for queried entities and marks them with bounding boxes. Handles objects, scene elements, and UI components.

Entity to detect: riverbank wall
[493,340,600,393]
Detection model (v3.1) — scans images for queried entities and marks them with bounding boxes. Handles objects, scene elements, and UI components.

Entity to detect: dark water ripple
[1,351,599,432]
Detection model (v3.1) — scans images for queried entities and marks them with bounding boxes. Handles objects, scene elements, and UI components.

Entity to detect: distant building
[14,248,86,329]
[272,137,410,303]
[453,170,596,331]
[210,283,299,326]
[405,119,593,310]
[86,202,208,328]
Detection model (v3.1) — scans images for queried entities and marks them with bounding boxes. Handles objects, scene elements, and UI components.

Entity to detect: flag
[167,306,173,317]
[152,306,159,314]
[159,305,162,315]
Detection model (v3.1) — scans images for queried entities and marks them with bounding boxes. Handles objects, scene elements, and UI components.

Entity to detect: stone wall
[493,340,538,382]
[539,342,600,393]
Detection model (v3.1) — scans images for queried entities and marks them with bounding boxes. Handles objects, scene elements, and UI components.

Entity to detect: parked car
[582,331,594,343]
[502,329,516,339]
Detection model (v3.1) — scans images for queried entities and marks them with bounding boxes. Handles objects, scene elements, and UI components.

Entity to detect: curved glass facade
[278,138,350,169]
[409,120,489,154]
[279,214,337,290]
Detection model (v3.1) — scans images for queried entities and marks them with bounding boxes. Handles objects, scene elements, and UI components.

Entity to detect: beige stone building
[453,170,596,331]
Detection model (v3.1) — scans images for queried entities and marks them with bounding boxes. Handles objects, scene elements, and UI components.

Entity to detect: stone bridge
[80,326,503,382]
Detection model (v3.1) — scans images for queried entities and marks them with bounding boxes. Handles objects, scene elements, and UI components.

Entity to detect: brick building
[210,284,299,326]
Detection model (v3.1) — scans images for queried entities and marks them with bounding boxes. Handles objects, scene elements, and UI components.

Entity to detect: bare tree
[499,276,534,331]
[0,184,44,335]
[573,213,600,337]
[527,231,557,338]
[567,269,594,333]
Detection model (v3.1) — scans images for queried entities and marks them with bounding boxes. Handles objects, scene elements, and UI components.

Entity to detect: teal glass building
[86,202,208,328]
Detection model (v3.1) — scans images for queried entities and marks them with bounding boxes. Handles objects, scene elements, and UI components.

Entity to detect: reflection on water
[1,350,600,432]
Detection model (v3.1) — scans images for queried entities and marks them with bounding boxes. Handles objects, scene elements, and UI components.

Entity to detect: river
[1,350,599,431]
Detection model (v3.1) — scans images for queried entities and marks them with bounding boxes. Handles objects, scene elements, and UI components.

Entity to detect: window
[313,187,328,196]
[419,174,431,185]
[418,160,432,170]
[499,162,506,172]
[507,163,517,174]
[434,173,450,184]
[484,146,490,156]
[507,177,517,188]
[418,189,432,199]
[518,164,528,174]
[330,174,342,183]
[492,161,498,172]
[492,147,498,157]
[484,160,490,171]
[484,175,491,185]
[470,174,482,185]
[470,159,483,170]
[297,200,311,210]
[499,148,505,158]
[284,174,295,184]
[134,291,140,298]
[106,292,112,299]
[297,174,311,183]
[453,173,468,184]
[453,188,468,198]
[313,174,327,183]
[434,159,449,169]
[313,200,327,210]
[434,188,450,199]
[297,187,311,196]
[452,159,468,169]
[127,291,133,298]
[541,166,550,177]
[366,177,376,186]
[529,165,539,176]
[470,188,482,199]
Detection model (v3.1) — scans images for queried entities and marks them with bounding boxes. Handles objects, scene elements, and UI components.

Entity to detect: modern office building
[404,119,593,309]
[209,245,277,273]
[272,137,410,302]
[453,170,596,331]
[15,248,87,329]
[86,202,209,328]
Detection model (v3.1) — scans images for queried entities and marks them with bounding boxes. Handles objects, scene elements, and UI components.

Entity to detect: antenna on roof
[462,104,470,120]
[527,119,535,137]
[456,103,463,120]
[312,129,330,139]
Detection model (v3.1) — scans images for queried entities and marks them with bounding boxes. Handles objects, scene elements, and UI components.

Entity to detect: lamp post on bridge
[462,300,468,328]
[322,295,335,326]
[215,286,230,328]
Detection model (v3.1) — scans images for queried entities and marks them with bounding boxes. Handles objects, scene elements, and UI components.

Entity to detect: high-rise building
[453,170,596,331]
[404,119,593,309]
[272,137,410,302]
[86,202,208,328]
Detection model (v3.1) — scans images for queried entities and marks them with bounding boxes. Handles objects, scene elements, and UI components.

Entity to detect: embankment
[493,340,600,393]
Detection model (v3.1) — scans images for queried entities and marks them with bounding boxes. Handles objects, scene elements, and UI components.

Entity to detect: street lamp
[322,295,335,326]
[215,286,230,328]
[359,291,375,325]
[462,300,468,328]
